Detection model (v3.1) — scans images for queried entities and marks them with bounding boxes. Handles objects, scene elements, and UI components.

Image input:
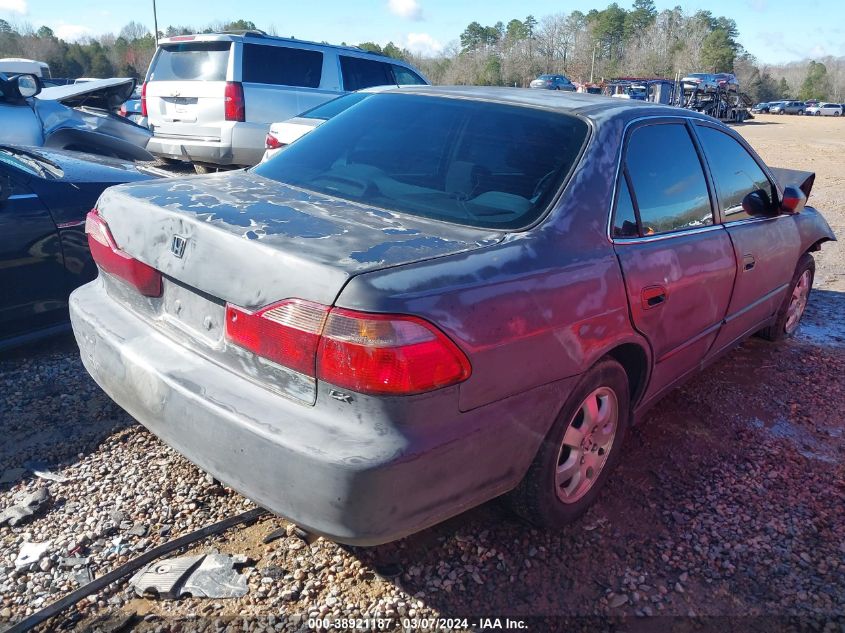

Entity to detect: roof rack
[217,29,267,37]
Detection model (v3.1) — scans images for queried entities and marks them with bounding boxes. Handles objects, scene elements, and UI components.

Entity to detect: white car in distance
[262,85,410,162]
[805,103,843,116]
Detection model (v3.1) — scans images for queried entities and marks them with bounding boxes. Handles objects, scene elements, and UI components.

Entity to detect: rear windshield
[300,93,370,120]
[253,94,589,230]
[149,42,231,81]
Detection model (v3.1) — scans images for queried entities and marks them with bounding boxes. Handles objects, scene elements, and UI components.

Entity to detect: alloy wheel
[785,269,812,334]
[555,387,618,504]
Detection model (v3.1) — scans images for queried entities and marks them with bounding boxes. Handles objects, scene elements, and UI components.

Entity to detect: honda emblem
[170,235,187,258]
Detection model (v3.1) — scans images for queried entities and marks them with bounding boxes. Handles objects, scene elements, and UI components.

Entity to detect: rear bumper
[147,121,266,167]
[70,279,568,544]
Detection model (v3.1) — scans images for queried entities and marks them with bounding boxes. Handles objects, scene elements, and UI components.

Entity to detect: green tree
[700,28,736,72]
[36,26,55,39]
[524,15,537,37]
[460,21,486,51]
[505,19,529,41]
[223,19,257,32]
[0,19,12,34]
[381,42,406,60]
[757,73,780,101]
[799,61,831,100]
[625,0,656,37]
[778,77,791,98]
[357,41,383,54]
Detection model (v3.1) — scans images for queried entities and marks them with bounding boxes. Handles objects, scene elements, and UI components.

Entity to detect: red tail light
[85,209,162,297]
[225,81,245,122]
[226,300,328,376]
[318,309,471,395]
[224,301,471,395]
[265,132,285,150]
[140,81,147,117]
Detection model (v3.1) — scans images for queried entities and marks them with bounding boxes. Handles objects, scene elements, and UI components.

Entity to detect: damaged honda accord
[70,87,835,544]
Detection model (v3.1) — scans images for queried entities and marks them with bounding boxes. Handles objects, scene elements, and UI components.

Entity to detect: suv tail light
[225,300,471,395]
[85,209,162,297]
[265,132,285,150]
[140,81,147,117]
[225,81,245,122]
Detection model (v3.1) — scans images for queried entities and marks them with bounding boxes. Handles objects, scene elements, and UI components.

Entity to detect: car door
[692,122,802,354]
[0,161,67,340]
[611,119,737,401]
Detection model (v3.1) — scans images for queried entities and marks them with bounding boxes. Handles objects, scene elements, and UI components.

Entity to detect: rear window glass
[242,44,323,88]
[253,94,589,230]
[340,56,394,91]
[300,93,370,120]
[150,42,231,81]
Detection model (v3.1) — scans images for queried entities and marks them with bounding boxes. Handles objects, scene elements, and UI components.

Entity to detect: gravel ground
[1,117,844,632]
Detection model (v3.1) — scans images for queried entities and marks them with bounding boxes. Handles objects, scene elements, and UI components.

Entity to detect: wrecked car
[70,88,835,544]
[0,145,166,350]
[0,74,153,162]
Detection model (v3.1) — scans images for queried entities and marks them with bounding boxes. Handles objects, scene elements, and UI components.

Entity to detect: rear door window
[624,123,713,235]
[242,44,323,88]
[695,125,775,221]
[340,56,394,91]
[150,42,231,81]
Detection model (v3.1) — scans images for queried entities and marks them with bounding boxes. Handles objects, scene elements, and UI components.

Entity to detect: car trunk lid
[96,169,503,309]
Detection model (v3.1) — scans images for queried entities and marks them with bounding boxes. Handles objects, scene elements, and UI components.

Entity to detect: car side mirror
[16,73,41,98]
[780,185,807,214]
[4,73,41,99]
[741,189,773,216]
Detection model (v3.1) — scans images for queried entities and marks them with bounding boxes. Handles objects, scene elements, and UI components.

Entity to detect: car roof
[158,32,408,63]
[373,85,704,122]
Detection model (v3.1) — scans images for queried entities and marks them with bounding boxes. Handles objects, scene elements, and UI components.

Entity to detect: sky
[1,0,842,65]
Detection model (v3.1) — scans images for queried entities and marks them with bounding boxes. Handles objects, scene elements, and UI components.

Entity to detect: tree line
[1,4,842,103]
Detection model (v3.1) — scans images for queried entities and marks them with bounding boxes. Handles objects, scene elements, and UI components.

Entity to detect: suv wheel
[759,253,814,341]
[507,358,630,528]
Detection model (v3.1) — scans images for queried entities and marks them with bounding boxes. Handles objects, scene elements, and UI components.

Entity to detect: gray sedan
[70,87,834,544]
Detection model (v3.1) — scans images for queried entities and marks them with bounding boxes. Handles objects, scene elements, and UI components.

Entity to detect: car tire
[834,111,841,117]
[759,253,815,342]
[507,357,630,528]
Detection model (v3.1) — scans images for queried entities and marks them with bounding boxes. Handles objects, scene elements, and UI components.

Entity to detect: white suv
[142,32,428,170]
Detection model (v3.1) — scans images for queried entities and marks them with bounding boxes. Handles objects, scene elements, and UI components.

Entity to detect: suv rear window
[150,42,231,81]
[242,44,323,88]
[340,56,394,91]
[253,94,589,230]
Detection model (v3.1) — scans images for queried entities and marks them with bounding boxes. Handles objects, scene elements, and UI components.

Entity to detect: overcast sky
[1,0,842,64]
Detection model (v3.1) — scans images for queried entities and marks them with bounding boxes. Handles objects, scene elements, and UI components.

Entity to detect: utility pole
[152,0,159,45]
[589,42,598,84]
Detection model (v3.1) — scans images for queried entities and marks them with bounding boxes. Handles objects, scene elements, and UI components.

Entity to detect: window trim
[690,120,782,225]
[609,116,718,241]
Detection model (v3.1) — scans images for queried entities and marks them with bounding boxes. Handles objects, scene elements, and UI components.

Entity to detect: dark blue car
[529,74,576,91]
[0,146,164,350]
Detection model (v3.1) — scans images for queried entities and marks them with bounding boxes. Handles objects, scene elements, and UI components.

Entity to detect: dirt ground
[1,115,843,633]
[736,113,845,293]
